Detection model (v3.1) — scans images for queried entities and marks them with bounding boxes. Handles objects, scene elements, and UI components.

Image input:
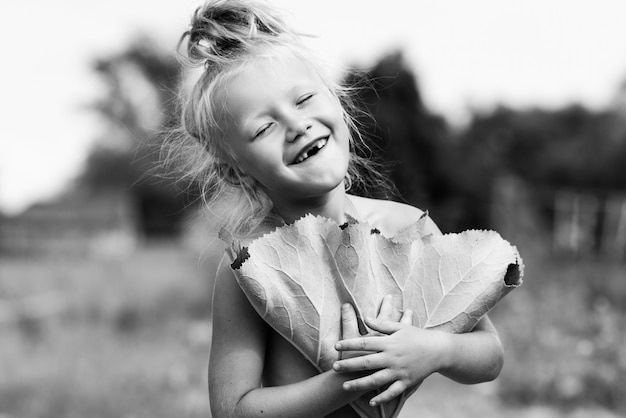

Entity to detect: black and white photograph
[1,1,626,417]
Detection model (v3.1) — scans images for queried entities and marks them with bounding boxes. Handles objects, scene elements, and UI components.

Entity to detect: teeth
[294,138,327,164]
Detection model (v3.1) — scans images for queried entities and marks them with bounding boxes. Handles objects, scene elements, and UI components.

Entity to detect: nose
[286,117,312,143]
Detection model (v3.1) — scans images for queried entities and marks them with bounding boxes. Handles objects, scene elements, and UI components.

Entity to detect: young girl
[172,1,504,416]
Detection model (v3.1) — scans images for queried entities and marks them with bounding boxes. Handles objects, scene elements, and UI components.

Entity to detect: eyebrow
[288,80,316,95]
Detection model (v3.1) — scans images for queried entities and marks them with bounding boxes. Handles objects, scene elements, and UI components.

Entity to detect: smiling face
[219,50,351,208]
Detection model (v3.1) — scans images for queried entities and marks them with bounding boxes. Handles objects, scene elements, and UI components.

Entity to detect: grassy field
[1,239,624,417]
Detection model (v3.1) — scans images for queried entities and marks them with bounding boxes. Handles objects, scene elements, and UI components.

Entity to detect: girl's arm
[438,315,504,384]
[209,256,367,418]
[333,310,504,407]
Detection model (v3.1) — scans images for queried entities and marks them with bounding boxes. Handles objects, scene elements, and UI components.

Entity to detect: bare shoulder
[213,252,260,316]
[348,195,441,237]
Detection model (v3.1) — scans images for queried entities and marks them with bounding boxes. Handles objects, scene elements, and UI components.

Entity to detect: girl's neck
[270,184,352,225]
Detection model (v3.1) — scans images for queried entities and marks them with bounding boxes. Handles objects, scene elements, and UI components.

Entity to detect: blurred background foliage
[1,36,626,417]
[83,38,195,238]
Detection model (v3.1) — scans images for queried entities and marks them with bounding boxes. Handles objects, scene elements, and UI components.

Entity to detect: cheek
[334,117,351,152]
[318,99,348,133]
[239,146,279,176]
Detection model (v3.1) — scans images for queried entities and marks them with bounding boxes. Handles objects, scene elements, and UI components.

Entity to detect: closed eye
[254,122,273,139]
[296,93,315,107]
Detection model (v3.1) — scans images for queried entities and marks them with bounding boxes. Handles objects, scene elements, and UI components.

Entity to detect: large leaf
[223,214,523,418]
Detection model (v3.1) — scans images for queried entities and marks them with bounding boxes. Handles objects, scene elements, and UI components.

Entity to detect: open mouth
[292,137,328,164]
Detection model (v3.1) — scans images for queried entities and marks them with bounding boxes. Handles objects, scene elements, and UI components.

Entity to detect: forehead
[221,52,326,116]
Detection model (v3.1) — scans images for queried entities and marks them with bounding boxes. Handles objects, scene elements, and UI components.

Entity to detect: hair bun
[181,0,293,67]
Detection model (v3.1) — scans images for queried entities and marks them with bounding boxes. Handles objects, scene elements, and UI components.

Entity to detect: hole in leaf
[504,263,521,286]
[231,246,250,270]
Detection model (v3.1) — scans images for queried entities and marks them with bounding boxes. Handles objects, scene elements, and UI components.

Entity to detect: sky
[2,0,626,215]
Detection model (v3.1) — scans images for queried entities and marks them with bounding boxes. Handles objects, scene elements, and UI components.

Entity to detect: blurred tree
[344,52,458,229]
[345,53,626,234]
[80,37,196,238]
[459,105,626,218]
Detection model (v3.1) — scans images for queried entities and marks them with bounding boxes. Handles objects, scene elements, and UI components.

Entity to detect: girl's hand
[338,295,400,361]
[333,315,452,407]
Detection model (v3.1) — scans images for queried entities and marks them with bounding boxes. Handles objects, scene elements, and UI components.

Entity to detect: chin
[306,177,347,197]
[310,163,348,188]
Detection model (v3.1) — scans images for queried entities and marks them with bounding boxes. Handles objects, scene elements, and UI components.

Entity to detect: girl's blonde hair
[165,0,388,237]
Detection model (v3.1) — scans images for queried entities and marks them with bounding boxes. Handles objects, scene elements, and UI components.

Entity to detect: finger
[335,336,386,353]
[340,303,360,340]
[342,369,394,392]
[365,316,405,335]
[399,309,413,326]
[333,352,386,373]
[369,380,407,407]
